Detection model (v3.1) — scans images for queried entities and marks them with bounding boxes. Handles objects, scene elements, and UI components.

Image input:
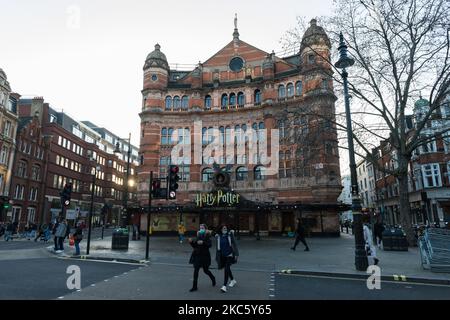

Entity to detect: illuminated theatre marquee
[195,190,240,208]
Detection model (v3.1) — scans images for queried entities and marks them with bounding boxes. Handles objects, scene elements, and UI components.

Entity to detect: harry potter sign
[195,189,240,208]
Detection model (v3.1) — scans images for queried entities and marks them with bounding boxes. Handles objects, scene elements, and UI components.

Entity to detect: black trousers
[192,265,215,288]
[293,235,308,249]
[58,237,65,250]
[222,256,234,286]
[54,236,58,250]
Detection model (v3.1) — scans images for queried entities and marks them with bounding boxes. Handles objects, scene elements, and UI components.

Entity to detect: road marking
[58,296,64,299]
[279,273,450,287]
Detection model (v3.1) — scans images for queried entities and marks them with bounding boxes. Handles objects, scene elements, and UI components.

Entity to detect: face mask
[199,229,205,234]
[222,230,227,235]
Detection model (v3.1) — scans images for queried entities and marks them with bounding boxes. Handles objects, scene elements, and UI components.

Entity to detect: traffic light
[168,165,179,200]
[60,183,72,207]
[151,179,161,198]
[1,196,10,210]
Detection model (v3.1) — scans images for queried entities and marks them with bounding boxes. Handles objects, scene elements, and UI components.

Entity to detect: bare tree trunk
[397,171,415,246]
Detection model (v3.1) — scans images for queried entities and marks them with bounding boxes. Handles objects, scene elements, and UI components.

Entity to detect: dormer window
[308,54,315,63]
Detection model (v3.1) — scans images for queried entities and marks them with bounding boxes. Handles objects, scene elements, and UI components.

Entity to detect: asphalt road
[0,257,141,299]
[274,273,450,300]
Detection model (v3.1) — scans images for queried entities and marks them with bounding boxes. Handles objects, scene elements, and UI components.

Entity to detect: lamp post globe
[335,32,368,271]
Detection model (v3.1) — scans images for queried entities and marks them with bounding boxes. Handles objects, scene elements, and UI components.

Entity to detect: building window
[204,95,212,109]
[173,96,180,110]
[229,93,236,106]
[180,165,190,182]
[164,96,172,110]
[295,81,303,95]
[202,168,214,182]
[221,94,228,109]
[278,85,286,99]
[161,128,169,145]
[11,207,21,223]
[236,167,248,181]
[308,54,315,63]
[254,166,266,180]
[17,161,27,178]
[278,120,286,139]
[31,165,41,181]
[422,140,437,153]
[422,163,442,188]
[3,121,12,137]
[287,83,294,97]
[279,151,292,178]
[181,95,189,110]
[0,146,9,164]
[159,156,170,178]
[237,92,245,107]
[29,188,38,201]
[254,89,261,105]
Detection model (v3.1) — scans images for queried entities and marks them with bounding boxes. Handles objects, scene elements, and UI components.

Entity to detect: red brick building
[15,97,138,227]
[138,19,343,236]
[374,98,450,226]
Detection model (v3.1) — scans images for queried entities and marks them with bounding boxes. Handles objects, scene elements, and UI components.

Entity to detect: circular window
[151,74,158,81]
[229,57,244,72]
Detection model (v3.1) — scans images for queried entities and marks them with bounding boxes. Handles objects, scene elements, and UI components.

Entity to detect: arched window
[279,151,285,178]
[165,96,172,110]
[258,122,265,141]
[278,120,286,138]
[202,127,207,145]
[254,89,261,105]
[181,95,189,110]
[207,127,214,144]
[221,94,228,109]
[219,126,225,144]
[287,83,294,97]
[161,128,168,144]
[173,96,180,110]
[225,126,231,144]
[202,168,214,182]
[278,85,286,99]
[237,92,245,107]
[229,93,236,106]
[236,167,248,181]
[205,95,212,109]
[235,125,241,143]
[295,81,303,95]
[254,166,266,180]
[241,124,247,142]
[31,165,41,181]
[168,128,174,144]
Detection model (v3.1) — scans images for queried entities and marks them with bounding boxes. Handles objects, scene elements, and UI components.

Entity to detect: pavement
[63,232,450,284]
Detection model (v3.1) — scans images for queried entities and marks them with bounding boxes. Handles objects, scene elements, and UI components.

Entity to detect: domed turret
[300,19,331,53]
[414,97,429,109]
[144,44,169,70]
[0,68,11,91]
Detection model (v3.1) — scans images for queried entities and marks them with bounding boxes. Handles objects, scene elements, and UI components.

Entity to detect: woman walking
[72,222,83,256]
[215,225,239,293]
[188,224,216,292]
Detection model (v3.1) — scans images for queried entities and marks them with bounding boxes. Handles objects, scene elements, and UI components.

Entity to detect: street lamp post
[335,32,368,271]
[114,133,132,229]
[86,161,101,255]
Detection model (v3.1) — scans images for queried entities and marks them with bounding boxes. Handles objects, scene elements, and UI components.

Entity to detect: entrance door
[219,212,236,230]
[282,212,295,233]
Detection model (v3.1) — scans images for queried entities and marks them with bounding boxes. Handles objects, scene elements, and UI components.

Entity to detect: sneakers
[228,279,237,287]
[189,287,198,292]
[55,250,62,254]
[374,258,379,265]
[220,286,227,293]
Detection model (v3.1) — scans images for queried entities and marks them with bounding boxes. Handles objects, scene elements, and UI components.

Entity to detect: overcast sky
[1,0,352,174]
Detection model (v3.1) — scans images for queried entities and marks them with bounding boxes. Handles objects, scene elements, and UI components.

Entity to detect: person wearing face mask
[188,224,216,292]
[215,225,239,293]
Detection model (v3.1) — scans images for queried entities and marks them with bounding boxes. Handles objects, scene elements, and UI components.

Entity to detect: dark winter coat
[215,230,239,269]
[189,232,212,268]
[73,226,83,242]
[374,223,385,238]
[296,221,305,238]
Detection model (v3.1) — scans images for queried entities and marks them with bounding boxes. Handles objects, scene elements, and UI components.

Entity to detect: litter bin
[112,228,129,250]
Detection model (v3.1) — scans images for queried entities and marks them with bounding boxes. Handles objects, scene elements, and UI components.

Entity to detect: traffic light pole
[145,171,153,260]
[87,172,96,255]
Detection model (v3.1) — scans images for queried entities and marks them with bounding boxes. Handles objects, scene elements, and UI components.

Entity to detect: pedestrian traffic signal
[60,183,72,206]
[168,165,179,200]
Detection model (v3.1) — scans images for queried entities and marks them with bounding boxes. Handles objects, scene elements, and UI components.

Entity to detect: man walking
[291,218,310,251]
[55,218,67,253]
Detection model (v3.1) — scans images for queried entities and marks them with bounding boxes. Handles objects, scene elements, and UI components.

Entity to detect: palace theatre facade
[138,19,344,237]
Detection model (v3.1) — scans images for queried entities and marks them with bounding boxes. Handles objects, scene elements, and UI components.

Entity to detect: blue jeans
[179,234,184,242]
[74,241,81,255]
[4,231,12,241]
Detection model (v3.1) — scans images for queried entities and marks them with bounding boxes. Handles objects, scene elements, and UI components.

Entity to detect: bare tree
[282,0,450,245]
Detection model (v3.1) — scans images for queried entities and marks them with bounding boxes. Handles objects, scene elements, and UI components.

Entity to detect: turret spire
[233,13,239,41]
